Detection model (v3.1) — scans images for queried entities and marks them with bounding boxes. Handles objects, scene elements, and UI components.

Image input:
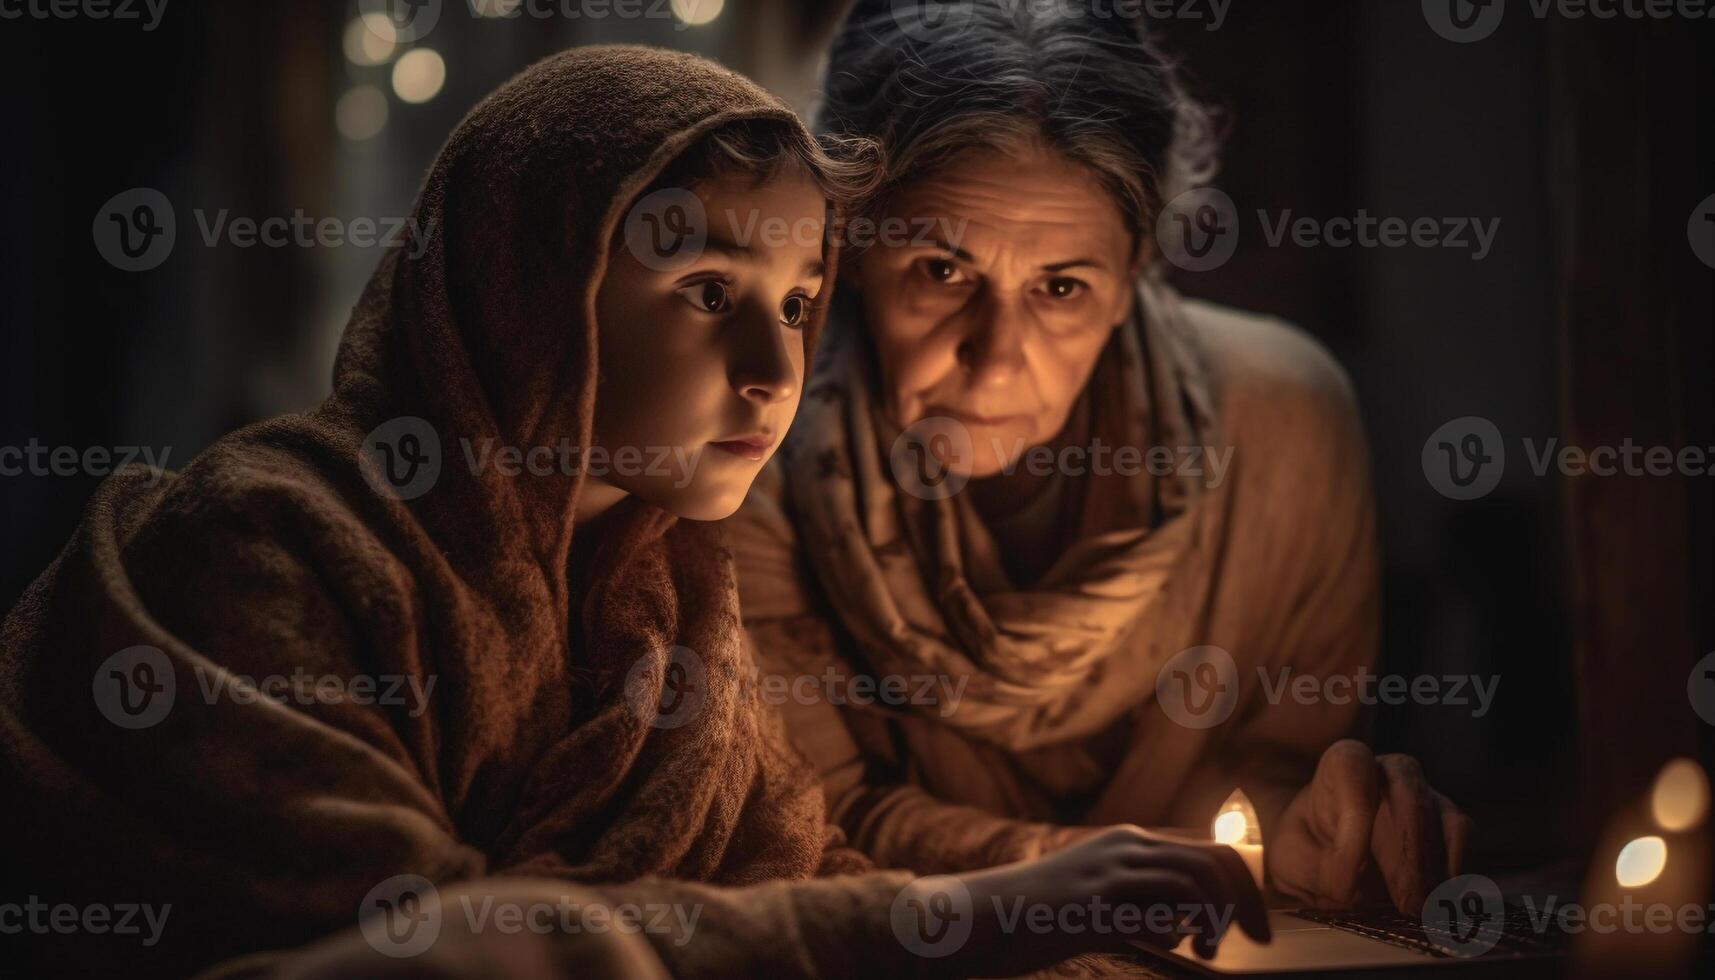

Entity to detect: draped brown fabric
[775,277,1216,751]
[0,46,917,979]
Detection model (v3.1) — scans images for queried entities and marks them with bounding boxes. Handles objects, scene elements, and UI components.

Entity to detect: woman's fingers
[1315,740,1382,906]
[1373,753,1446,913]
[1437,790,1472,878]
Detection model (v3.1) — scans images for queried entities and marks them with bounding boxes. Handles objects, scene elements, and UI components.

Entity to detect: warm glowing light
[1615,835,1668,888]
[1211,788,1262,845]
[672,0,725,27]
[1651,758,1710,832]
[336,86,389,142]
[1213,811,1247,845]
[392,48,446,105]
[344,14,398,66]
[1211,788,1264,888]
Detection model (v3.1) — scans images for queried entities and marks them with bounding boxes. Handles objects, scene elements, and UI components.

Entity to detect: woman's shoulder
[727,459,820,621]
[1169,296,1371,474]
[1175,297,1359,409]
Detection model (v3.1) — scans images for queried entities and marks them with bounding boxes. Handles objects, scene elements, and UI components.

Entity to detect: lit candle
[1573,758,1711,978]
[1211,788,1265,889]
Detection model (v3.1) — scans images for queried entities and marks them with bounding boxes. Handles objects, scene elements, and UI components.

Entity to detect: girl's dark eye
[677,280,732,314]
[781,294,807,327]
[1045,277,1085,299]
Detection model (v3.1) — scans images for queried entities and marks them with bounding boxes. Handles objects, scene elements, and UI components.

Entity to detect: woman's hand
[924,825,1271,976]
[1268,740,1470,914]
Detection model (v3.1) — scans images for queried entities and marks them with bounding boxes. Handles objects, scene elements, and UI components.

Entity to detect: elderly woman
[733,0,1468,916]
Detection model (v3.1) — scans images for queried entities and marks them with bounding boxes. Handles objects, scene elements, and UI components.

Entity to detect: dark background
[2,0,1710,871]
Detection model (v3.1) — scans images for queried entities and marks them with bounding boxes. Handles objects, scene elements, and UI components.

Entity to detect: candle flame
[1615,835,1667,888]
[1650,758,1710,833]
[1212,788,1261,846]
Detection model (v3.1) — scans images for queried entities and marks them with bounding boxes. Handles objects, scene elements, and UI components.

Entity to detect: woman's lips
[927,405,1027,428]
[708,436,773,461]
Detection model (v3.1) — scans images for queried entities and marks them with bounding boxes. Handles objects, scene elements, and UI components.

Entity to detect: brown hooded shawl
[0,46,918,978]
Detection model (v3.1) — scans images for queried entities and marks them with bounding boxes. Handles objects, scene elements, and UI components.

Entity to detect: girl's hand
[905,826,1271,976]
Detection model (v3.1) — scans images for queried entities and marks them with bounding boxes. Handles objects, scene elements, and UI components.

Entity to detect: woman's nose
[955,295,1028,389]
[730,308,798,405]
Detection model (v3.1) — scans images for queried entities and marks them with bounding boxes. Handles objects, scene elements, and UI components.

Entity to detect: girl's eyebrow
[702,235,827,280]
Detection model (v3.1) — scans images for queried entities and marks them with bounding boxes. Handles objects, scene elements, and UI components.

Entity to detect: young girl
[0,45,1264,979]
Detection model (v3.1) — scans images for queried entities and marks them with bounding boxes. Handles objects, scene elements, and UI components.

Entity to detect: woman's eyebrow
[922,237,973,261]
[1042,258,1108,273]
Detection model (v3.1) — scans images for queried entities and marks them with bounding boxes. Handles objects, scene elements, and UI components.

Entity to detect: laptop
[1135,900,1571,977]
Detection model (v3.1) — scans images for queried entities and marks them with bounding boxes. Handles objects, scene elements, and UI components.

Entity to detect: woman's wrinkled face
[855,147,1138,478]
[592,165,825,521]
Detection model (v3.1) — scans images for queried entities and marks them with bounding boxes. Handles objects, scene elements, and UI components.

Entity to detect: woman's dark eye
[1045,277,1085,299]
[781,294,807,327]
[920,258,964,285]
[677,280,731,314]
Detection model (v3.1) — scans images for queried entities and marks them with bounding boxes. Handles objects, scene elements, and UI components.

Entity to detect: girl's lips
[708,437,771,461]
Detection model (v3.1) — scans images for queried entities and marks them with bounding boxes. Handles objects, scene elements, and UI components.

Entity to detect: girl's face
[591,166,826,521]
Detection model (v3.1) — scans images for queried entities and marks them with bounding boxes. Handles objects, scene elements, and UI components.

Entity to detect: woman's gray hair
[818,0,1220,247]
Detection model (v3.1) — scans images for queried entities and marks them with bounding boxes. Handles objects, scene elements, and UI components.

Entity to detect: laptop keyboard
[1291,903,1573,959]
